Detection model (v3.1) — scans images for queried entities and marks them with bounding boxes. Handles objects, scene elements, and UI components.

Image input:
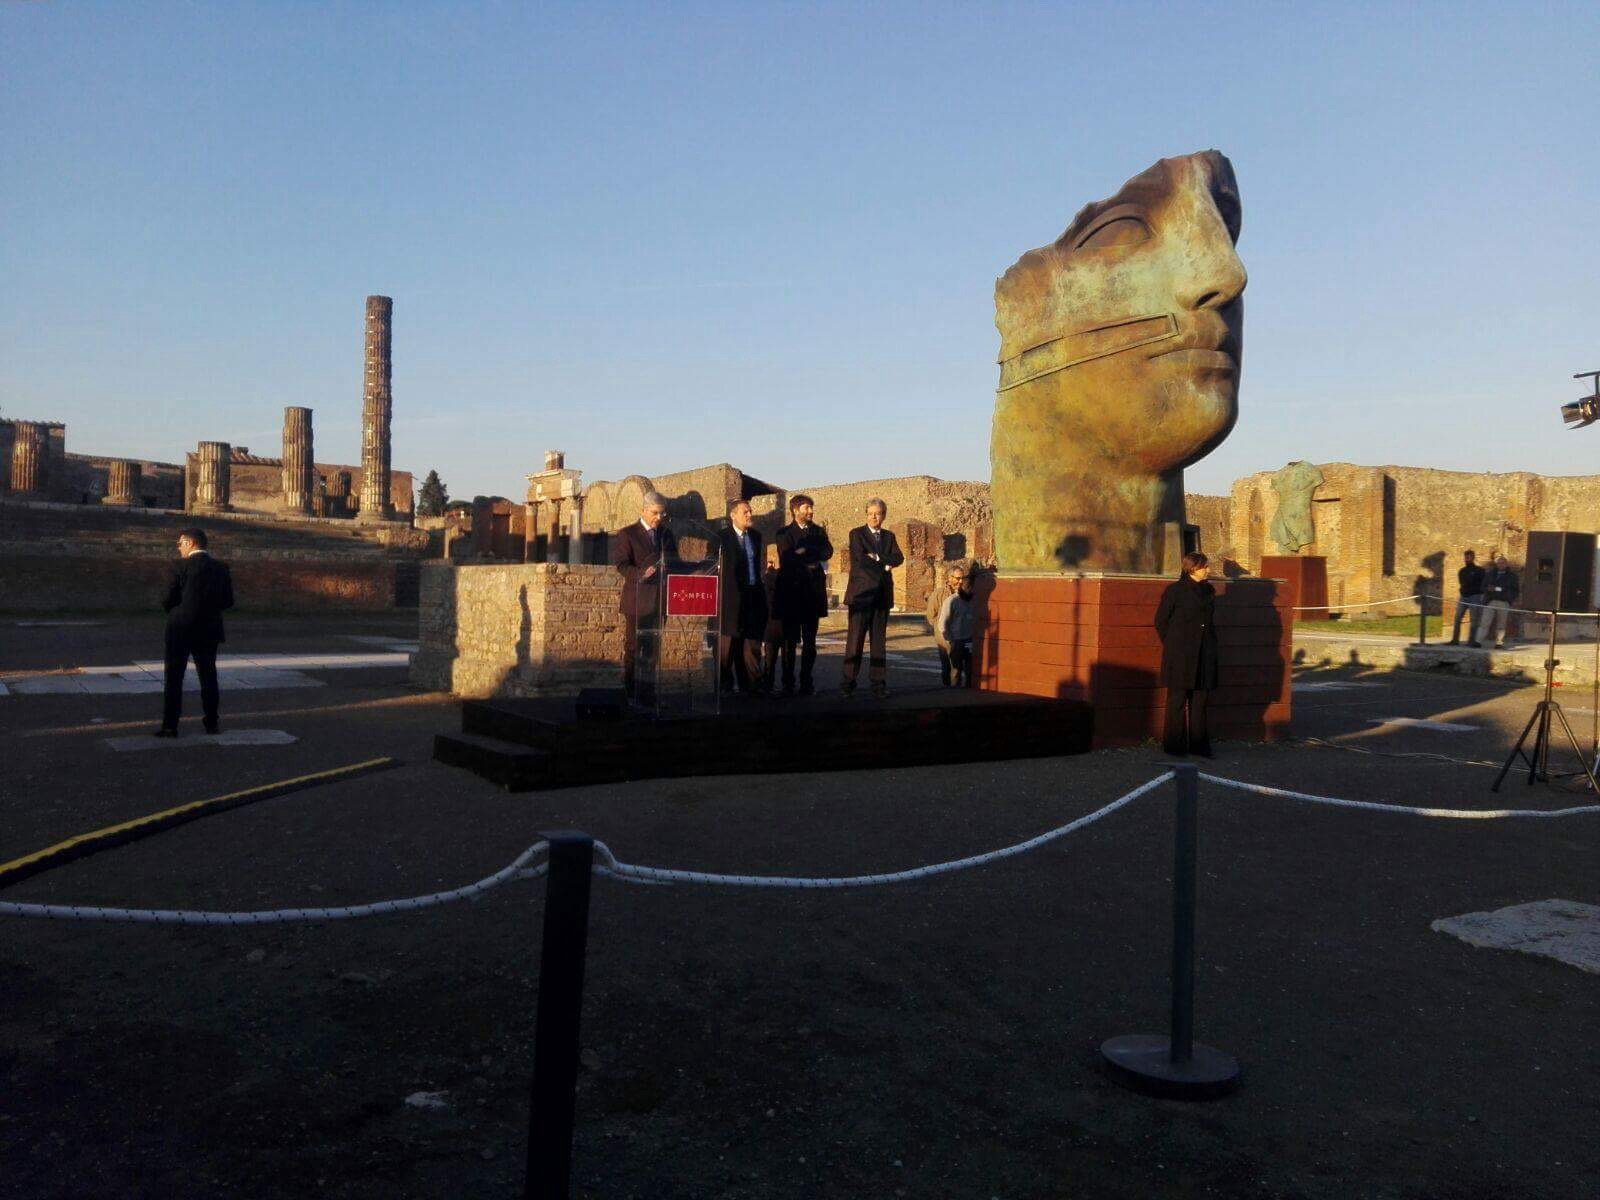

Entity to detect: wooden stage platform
[434,687,1095,792]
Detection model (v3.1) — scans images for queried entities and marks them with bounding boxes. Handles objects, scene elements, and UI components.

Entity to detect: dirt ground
[2,613,1597,1199]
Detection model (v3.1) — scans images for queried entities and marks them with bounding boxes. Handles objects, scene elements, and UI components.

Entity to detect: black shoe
[841,683,856,697]
[153,727,179,738]
[204,722,220,734]
[1447,638,1459,645]
[797,683,814,698]
[871,684,888,699]
[778,686,795,699]
[1468,641,1482,648]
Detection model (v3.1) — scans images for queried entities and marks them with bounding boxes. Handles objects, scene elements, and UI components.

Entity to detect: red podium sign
[666,574,719,618]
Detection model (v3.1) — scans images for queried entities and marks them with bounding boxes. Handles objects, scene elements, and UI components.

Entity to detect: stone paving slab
[1433,900,1600,975]
[102,728,300,752]
[1295,633,1600,684]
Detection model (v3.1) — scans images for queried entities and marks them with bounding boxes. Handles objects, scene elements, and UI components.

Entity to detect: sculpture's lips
[1150,347,1237,371]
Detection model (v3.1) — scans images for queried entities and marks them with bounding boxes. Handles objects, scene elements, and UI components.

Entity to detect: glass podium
[634,557,722,718]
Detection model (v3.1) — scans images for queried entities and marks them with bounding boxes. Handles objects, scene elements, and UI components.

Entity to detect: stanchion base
[1099,1035,1241,1100]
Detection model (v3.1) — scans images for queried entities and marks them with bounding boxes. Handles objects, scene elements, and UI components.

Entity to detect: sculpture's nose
[1177,229,1247,312]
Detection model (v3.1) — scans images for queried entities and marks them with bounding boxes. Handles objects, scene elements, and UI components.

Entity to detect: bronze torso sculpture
[1268,460,1324,554]
[990,151,1246,573]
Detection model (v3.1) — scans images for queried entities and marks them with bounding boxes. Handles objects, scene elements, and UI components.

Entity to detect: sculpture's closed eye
[1078,215,1151,250]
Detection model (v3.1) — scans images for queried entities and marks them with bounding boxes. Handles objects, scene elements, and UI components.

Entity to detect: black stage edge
[434,688,1094,792]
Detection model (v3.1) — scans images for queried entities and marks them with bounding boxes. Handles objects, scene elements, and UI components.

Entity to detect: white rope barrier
[591,772,1174,889]
[1197,773,1600,820]
[0,845,550,925]
[1292,595,1422,613]
[5,770,1598,923]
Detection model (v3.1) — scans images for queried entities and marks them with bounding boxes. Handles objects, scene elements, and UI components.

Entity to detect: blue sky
[3,1,1597,502]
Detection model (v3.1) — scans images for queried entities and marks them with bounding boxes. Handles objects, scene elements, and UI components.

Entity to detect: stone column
[567,494,585,564]
[281,406,315,514]
[103,460,142,506]
[547,498,565,563]
[357,295,395,523]
[193,441,232,512]
[9,422,49,496]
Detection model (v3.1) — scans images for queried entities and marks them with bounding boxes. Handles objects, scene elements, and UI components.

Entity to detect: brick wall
[409,562,625,697]
[0,498,428,612]
[1226,464,1600,615]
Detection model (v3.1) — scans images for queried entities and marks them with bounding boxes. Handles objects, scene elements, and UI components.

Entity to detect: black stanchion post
[1101,764,1240,1100]
[526,832,595,1200]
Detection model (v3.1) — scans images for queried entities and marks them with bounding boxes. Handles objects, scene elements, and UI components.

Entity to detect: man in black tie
[841,498,904,698]
[715,499,768,694]
[611,492,678,698]
[156,528,235,736]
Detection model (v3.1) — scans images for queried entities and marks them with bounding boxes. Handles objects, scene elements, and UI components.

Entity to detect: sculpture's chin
[1119,380,1237,476]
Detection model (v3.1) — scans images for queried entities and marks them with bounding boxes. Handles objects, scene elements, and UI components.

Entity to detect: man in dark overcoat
[840,498,905,697]
[1154,551,1219,756]
[611,491,678,698]
[773,493,833,696]
[157,528,235,736]
[715,499,767,694]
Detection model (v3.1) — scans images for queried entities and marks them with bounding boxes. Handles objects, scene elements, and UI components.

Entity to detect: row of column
[5,422,146,503]
[7,296,399,517]
[187,294,398,518]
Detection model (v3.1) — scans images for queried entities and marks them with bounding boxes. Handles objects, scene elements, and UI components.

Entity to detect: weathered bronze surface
[990,151,1246,573]
[1268,460,1324,553]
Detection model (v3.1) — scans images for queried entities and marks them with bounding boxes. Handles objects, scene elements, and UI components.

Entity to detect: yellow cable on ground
[0,757,398,890]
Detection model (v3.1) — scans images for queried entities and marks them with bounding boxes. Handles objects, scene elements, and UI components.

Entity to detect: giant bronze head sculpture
[990,151,1245,573]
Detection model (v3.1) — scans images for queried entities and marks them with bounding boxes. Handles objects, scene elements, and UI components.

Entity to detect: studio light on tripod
[1564,370,1600,428]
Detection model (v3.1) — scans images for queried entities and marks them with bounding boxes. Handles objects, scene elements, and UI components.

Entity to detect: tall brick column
[9,422,49,496]
[357,295,396,523]
[281,406,315,514]
[103,460,142,506]
[193,441,232,512]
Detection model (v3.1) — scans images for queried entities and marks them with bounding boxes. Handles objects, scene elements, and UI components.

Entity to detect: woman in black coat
[1154,551,1219,757]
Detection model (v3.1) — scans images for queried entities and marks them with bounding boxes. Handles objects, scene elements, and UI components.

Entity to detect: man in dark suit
[841,499,905,698]
[611,491,677,698]
[157,528,235,736]
[715,499,767,694]
[773,493,833,697]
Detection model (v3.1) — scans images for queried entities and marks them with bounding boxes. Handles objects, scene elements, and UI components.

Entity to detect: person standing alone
[157,528,234,737]
[1155,551,1219,757]
[841,499,904,698]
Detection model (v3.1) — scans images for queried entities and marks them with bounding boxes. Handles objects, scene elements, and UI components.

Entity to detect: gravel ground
[2,615,1597,1199]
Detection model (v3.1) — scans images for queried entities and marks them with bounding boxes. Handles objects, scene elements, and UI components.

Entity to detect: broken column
[357,295,395,522]
[281,406,315,514]
[193,441,232,512]
[103,459,142,506]
[9,422,49,496]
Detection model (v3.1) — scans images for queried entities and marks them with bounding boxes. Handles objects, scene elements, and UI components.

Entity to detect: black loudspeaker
[1523,532,1596,614]
[575,687,627,721]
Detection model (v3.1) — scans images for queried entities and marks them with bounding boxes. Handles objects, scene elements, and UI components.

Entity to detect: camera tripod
[1491,551,1600,794]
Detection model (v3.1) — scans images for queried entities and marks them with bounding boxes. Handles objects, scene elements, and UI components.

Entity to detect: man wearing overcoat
[840,498,904,697]
[773,493,833,696]
[715,499,767,694]
[157,528,235,736]
[612,492,678,697]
